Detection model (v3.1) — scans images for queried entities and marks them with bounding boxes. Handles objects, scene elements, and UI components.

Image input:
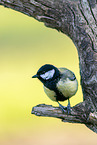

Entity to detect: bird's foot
[57,100,71,114]
[66,103,71,114]
[66,99,71,114]
[57,102,67,113]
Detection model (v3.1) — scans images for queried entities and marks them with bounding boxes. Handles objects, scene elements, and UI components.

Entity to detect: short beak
[32,74,38,78]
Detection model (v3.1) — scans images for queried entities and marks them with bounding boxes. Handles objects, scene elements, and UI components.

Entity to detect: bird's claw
[57,100,71,114]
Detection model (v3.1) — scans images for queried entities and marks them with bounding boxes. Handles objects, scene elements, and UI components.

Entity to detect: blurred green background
[0,6,97,145]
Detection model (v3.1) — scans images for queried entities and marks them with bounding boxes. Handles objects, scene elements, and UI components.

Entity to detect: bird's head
[32,64,60,85]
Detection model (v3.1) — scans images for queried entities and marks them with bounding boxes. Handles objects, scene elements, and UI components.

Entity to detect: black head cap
[37,64,56,74]
[32,64,60,84]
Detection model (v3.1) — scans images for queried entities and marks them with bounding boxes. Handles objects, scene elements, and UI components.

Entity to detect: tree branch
[31,103,97,133]
[31,103,97,131]
[0,0,97,133]
[31,103,87,124]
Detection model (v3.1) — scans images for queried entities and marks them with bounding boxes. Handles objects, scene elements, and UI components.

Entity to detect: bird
[32,64,78,114]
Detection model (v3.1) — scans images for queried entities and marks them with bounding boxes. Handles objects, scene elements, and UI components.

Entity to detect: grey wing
[58,67,76,81]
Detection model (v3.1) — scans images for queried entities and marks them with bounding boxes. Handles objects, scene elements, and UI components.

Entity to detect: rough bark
[0,0,97,133]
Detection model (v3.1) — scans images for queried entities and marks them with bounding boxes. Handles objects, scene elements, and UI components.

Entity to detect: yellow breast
[43,86,57,101]
[57,78,78,98]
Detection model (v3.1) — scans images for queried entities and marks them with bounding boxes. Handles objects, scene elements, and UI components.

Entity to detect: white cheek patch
[40,69,55,80]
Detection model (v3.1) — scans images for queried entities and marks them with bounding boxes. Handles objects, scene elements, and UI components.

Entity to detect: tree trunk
[0,0,97,133]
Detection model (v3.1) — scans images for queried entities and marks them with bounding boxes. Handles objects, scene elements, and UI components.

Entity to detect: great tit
[32,64,78,114]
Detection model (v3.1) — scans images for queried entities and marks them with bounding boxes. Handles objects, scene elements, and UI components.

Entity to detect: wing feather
[57,68,78,98]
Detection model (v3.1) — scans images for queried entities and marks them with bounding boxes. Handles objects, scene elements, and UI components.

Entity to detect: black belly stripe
[45,77,69,101]
[54,88,69,101]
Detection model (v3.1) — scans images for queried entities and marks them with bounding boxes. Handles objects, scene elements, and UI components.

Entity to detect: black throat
[43,67,60,90]
[38,65,68,101]
[43,72,67,101]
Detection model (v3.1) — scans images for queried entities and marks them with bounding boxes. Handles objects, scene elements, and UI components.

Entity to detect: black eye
[42,71,46,74]
[37,70,45,75]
